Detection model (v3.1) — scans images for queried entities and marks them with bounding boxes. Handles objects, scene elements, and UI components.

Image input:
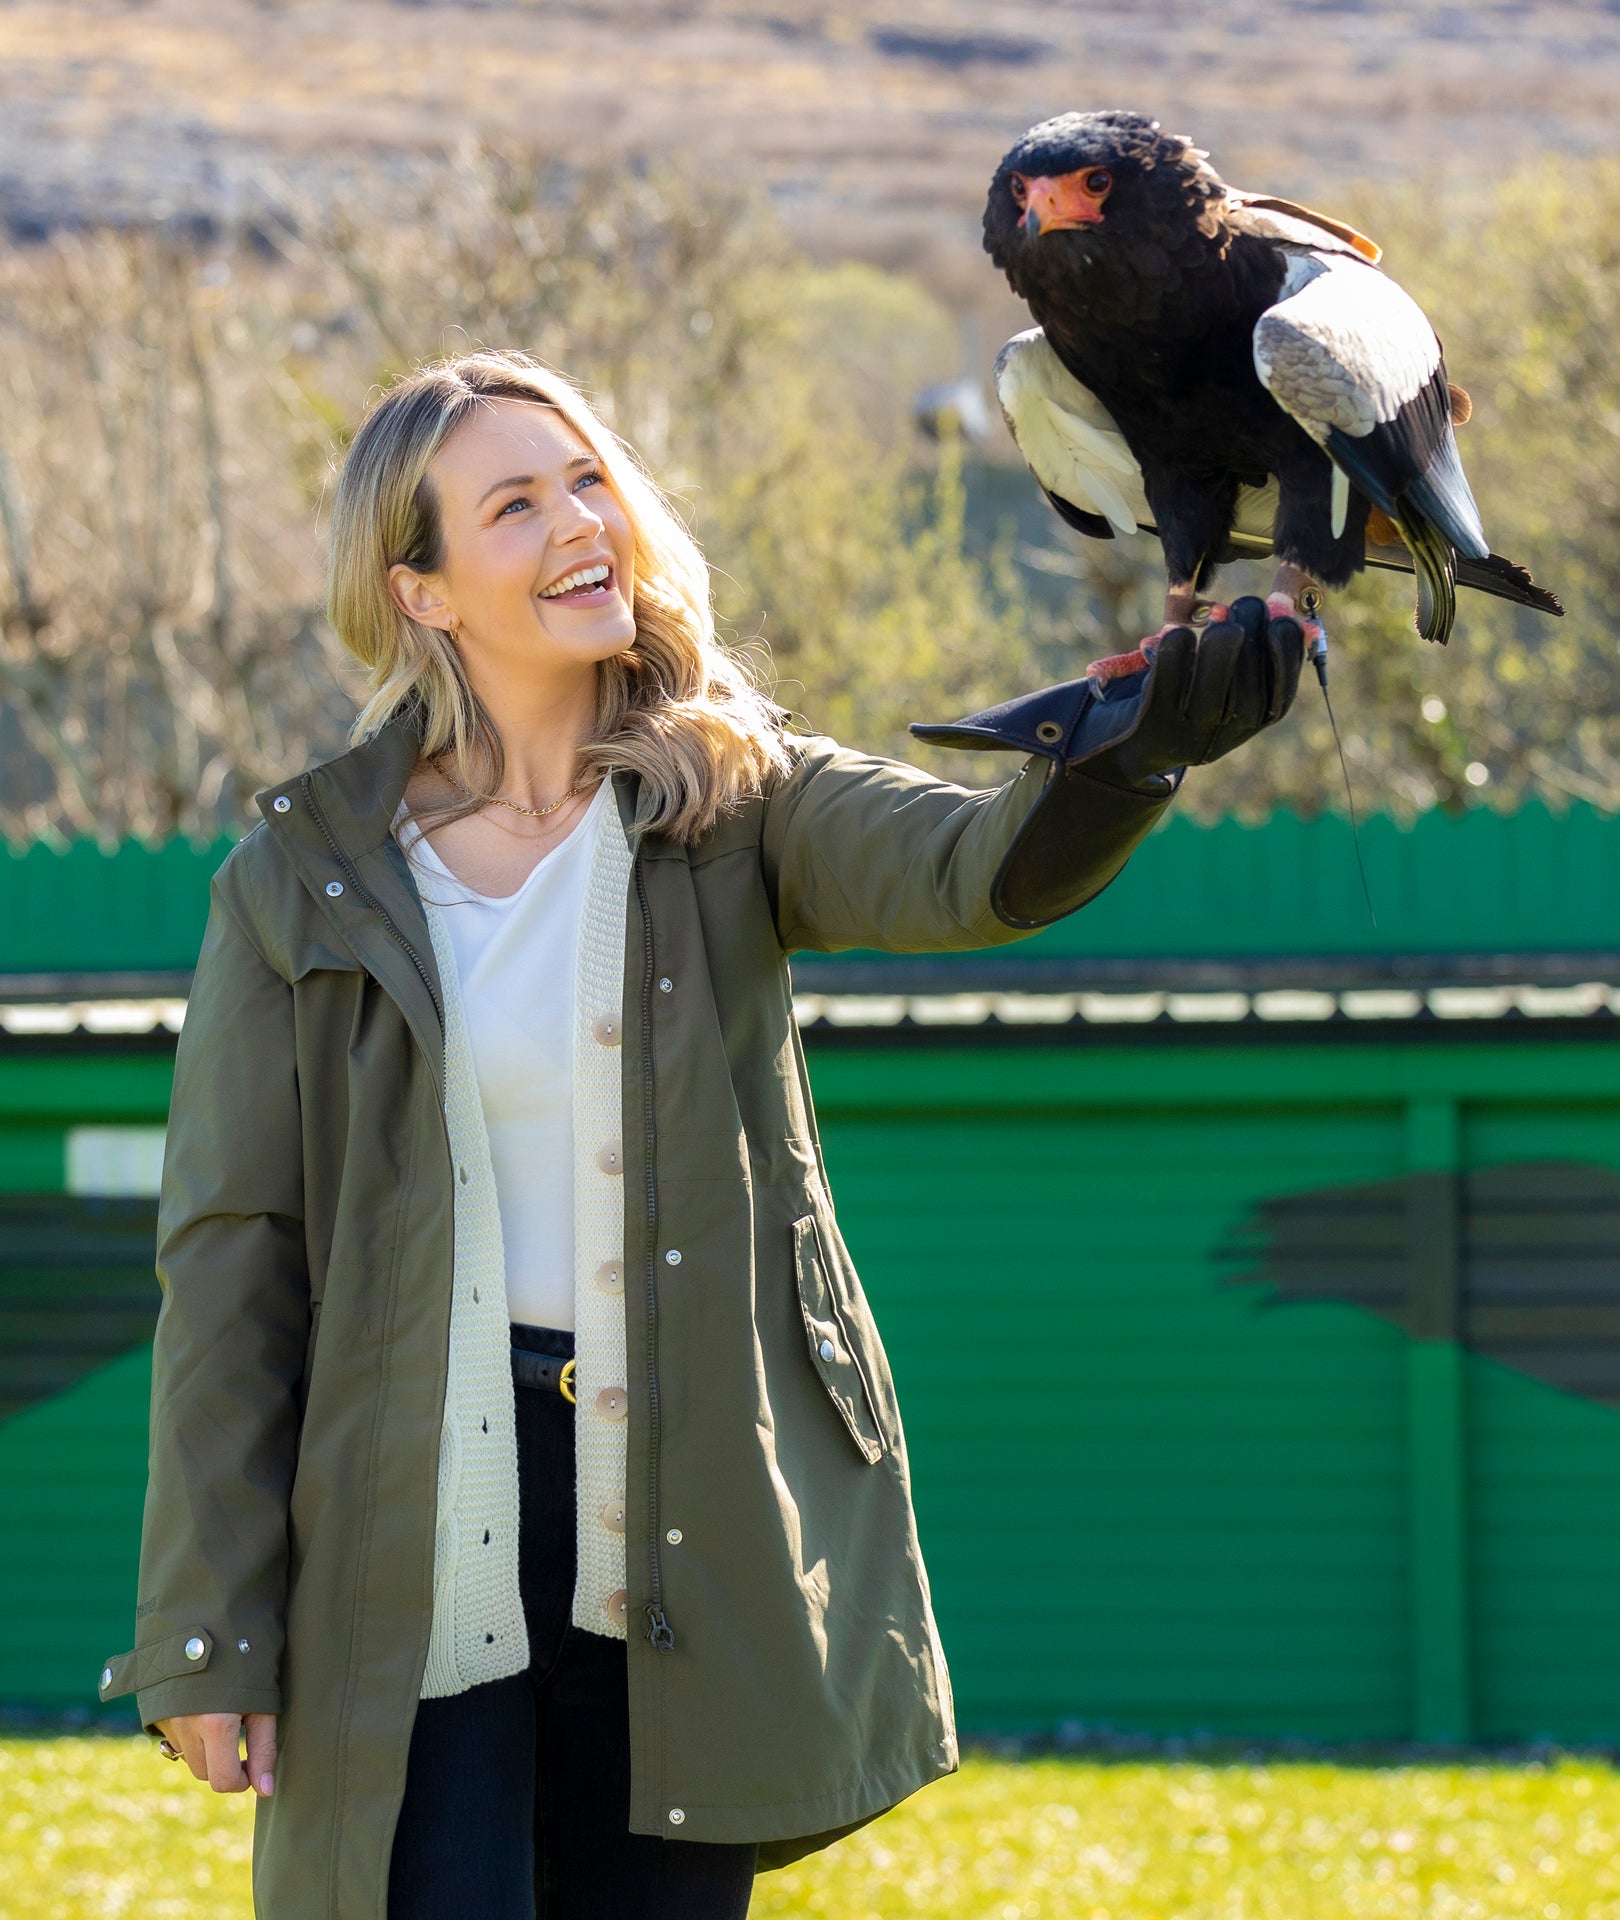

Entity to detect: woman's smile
[537,559,617,606]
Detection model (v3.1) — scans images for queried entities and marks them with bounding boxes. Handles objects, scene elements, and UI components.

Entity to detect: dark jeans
[388,1324,757,1919]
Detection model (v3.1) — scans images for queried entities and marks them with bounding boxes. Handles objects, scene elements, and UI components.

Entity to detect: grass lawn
[4,1737,1620,1918]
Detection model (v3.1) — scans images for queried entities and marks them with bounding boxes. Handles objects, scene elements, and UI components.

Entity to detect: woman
[98,350,1302,1918]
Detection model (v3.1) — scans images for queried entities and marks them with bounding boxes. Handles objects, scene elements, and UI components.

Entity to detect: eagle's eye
[1008,174,1028,205]
[1084,169,1113,196]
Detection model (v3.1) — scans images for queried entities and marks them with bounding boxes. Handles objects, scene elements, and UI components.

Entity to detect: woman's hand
[155,1711,277,1795]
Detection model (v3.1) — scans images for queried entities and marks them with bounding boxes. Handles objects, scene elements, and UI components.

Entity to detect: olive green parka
[100,700,1172,1916]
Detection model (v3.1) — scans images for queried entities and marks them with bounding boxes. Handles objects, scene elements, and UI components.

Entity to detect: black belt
[511,1348,577,1402]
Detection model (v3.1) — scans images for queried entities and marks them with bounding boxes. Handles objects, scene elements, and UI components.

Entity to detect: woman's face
[390,397,638,680]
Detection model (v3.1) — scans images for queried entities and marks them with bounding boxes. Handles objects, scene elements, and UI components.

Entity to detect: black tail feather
[1364,541,1564,619]
[1392,505,1457,644]
[1455,551,1564,617]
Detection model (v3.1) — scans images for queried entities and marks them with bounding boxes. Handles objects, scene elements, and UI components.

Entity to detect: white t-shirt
[397,782,612,1331]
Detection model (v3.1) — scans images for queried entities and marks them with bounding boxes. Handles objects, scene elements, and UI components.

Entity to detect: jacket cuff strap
[989,762,1175,931]
[98,1626,216,1703]
[98,1627,282,1728]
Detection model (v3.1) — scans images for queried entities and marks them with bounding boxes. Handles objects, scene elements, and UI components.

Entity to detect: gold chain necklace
[484,783,584,820]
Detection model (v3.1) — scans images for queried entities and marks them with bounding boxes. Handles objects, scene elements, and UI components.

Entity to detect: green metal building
[3,806,1618,1743]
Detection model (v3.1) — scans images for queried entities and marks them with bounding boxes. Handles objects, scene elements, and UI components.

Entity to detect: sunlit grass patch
[756,1754,1620,1919]
[1,1735,254,1919]
[4,1738,1620,1918]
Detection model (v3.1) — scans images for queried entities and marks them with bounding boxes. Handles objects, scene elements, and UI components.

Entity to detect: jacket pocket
[791,1214,888,1464]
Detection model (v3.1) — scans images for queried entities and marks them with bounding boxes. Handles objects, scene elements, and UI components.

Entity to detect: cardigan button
[595,1386,627,1420]
[184,1637,206,1662]
[657,977,673,994]
[595,1260,624,1294]
[605,1589,628,1623]
[601,1500,626,1534]
[596,1144,623,1176]
[272,795,292,813]
[592,1012,621,1046]
[325,881,344,898]
[818,1338,836,1362]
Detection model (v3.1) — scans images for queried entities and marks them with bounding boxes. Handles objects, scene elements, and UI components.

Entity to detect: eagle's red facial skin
[1013,170,1112,236]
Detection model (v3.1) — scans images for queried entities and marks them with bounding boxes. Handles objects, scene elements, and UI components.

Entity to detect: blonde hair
[327,349,788,842]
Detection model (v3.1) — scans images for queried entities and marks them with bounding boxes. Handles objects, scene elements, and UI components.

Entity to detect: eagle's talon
[1084,641,1158,686]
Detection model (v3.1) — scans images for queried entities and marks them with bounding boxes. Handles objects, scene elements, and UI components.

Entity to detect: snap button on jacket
[104,705,1170,1915]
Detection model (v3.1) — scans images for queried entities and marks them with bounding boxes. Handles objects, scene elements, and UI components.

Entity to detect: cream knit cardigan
[413,794,633,1699]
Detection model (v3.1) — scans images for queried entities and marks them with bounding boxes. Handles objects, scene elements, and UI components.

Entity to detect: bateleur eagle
[983,111,1561,680]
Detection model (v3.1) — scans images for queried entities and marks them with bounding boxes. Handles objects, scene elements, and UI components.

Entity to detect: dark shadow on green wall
[0,1196,159,1423]
[1218,1161,1620,1405]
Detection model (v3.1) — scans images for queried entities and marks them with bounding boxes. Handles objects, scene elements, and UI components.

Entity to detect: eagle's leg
[1084,584,1226,687]
[1268,445,1365,640]
[1082,583,1236,691]
[1268,561,1327,640]
[1083,470,1245,686]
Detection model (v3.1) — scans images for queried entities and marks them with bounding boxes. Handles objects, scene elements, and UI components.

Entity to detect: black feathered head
[983,111,1231,296]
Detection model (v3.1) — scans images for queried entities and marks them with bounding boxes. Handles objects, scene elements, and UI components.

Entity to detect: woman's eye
[574,469,604,491]
[497,495,530,517]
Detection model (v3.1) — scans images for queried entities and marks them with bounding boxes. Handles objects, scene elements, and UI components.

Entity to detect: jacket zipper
[636,859,675,1654]
[303,771,669,1645]
[300,774,444,1033]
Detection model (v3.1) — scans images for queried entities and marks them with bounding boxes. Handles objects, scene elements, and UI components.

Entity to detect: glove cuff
[911,671,1178,929]
[989,761,1174,930]
[910,668,1151,775]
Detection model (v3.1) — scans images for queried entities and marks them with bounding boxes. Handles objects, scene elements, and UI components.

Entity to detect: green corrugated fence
[5,802,1620,977]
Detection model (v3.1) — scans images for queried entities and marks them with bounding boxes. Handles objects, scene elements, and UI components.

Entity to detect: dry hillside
[7,0,1620,305]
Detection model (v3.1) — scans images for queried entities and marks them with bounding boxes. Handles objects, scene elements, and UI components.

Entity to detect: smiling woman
[329,354,789,879]
[100,345,1307,1920]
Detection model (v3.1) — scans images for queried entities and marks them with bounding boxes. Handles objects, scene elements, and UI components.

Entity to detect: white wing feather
[1253,249,1440,442]
[993,329,1148,537]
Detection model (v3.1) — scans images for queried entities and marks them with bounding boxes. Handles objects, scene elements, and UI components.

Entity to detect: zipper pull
[644,1604,675,1652]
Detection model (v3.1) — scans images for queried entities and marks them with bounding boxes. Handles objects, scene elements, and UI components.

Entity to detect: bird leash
[1300,595,1377,927]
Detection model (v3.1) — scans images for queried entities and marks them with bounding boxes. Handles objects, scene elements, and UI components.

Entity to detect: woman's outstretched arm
[763,599,1303,953]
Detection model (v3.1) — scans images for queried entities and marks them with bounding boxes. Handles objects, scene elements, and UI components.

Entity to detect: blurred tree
[0,233,350,841]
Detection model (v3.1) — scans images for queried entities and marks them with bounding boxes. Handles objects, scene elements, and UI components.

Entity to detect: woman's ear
[388,562,454,633]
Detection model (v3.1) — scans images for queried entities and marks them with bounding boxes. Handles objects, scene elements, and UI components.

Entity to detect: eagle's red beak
[1017,172,1110,236]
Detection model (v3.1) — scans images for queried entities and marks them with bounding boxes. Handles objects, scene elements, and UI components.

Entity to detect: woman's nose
[555,489,605,538]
